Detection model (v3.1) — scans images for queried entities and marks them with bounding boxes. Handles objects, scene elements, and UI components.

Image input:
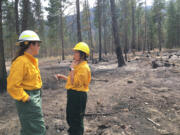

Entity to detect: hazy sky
[87,0,154,7]
[42,0,154,18]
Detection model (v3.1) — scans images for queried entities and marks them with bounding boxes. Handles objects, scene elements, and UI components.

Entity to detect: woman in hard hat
[7,30,46,135]
[55,42,91,135]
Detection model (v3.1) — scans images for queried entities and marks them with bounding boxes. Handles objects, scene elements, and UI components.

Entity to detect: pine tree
[82,0,90,42]
[175,0,180,47]
[76,0,82,42]
[82,0,94,60]
[131,0,136,54]
[15,0,19,35]
[166,0,176,48]
[144,0,147,52]
[34,0,44,33]
[59,0,65,60]
[21,0,36,31]
[3,0,16,58]
[102,0,111,55]
[152,0,165,52]
[46,0,60,56]
[147,8,156,50]
[136,1,143,51]
[121,0,130,60]
[0,0,7,93]
[110,0,125,67]
[22,0,29,30]
[97,0,102,61]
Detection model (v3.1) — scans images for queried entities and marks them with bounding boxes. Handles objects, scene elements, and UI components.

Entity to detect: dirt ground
[1,49,180,135]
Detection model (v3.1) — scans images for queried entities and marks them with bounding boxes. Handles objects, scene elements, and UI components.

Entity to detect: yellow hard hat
[73,42,90,56]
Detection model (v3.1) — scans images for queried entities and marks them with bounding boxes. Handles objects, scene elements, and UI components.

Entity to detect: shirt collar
[75,61,87,68]
[24,52,38,67]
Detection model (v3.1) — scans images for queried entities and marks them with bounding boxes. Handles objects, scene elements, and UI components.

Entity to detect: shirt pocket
[26,66,40,81]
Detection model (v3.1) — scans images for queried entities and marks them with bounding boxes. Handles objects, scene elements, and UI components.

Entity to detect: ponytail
[12,42,30,63]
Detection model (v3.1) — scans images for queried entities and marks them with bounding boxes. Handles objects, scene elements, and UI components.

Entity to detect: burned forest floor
[1,49,180,135]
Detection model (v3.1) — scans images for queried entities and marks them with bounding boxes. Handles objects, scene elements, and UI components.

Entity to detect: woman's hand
[69,60,79,84]
[27,96,31,102]
[54,74,68,81]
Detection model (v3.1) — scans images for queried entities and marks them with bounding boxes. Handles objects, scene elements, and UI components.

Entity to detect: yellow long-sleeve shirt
[7,52,42,102]
[65,61,91,92]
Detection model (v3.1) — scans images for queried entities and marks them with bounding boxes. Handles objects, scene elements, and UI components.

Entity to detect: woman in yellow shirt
[7,30,46,135]
[55,42,91,135]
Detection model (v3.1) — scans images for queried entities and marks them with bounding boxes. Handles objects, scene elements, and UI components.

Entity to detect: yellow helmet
[73,42,90,56]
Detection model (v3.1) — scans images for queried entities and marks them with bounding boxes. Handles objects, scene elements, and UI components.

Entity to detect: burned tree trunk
[123,0,129,61]
[86,0,94,61]
[97,0,102,61]
[110,0,125,67]
[143,0,147,53]
[22,0,29,31]
[131,0,136,54]
[158,19,162,52]
[15,0,19,35]
[0,0,7,93]
[60,0,65,60]
[76,0,82,42]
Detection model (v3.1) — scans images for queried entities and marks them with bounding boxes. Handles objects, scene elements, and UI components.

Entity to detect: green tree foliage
[147,8,156,50]
[166,0,176,48]
[20,0,36,31]
[152,0,165,51]
[1,0,180,63]
[3,0,16,58]
[136,1,144,51]
[46,0,61,56]
[82,0,90,42]
[175,0,180,47]
[102,0,112,55]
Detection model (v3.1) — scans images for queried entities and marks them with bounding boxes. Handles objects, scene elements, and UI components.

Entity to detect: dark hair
[79,51,88,61]
[12,41,36,62]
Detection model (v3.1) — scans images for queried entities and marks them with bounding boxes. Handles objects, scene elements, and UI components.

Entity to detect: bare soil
[1,49,180,135]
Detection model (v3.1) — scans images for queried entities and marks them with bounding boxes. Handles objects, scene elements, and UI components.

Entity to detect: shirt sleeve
[7,59,29,102]
[73,67,90,88]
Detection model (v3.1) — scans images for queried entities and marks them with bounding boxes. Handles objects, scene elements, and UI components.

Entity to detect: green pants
[16,89,46,135]
[66,90,87,135]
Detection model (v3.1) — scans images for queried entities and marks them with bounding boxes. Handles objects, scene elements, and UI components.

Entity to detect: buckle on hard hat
[24,41,29,45]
